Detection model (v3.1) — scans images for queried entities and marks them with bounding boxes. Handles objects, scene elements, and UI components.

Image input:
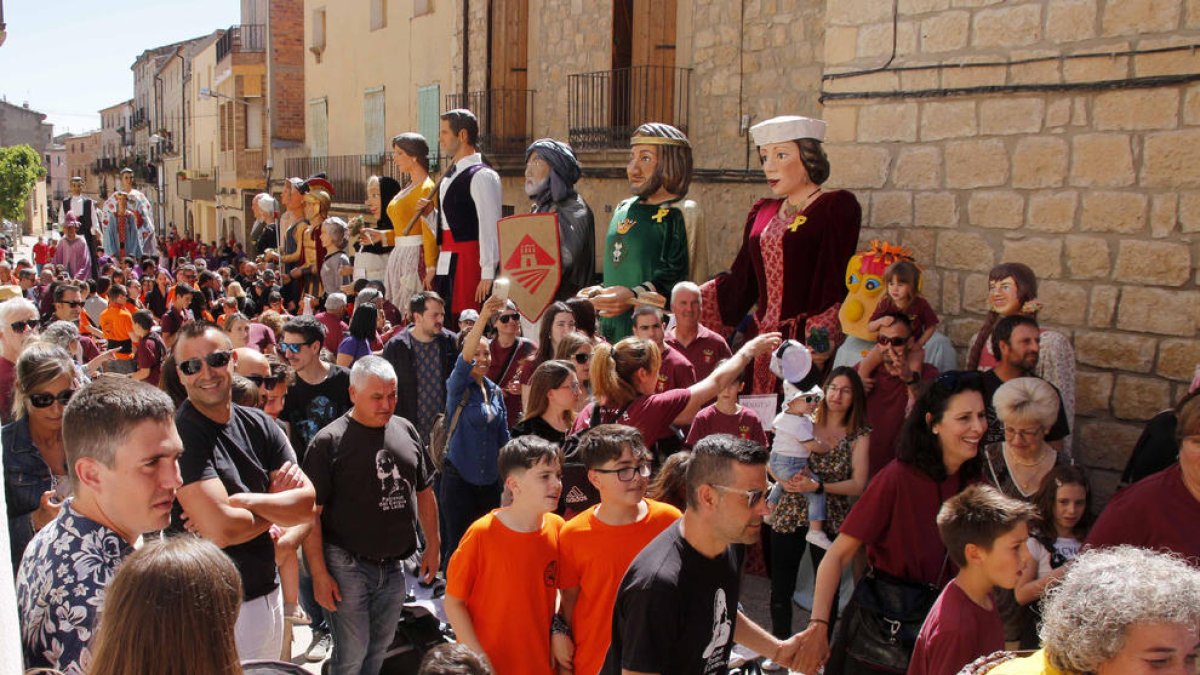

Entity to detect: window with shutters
[417,84,440,171]
[311,8,327,63]
[308,98,329,158]
[363,87,386,161]
[370,0,387,30]
[246,101,264,150]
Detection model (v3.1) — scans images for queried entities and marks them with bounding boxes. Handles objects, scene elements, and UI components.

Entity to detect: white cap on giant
[750,115,827,146]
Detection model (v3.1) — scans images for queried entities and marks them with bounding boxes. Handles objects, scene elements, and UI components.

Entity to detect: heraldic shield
[498,212,562,323]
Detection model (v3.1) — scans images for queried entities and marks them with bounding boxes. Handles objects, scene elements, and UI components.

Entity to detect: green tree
[0,144,47,221]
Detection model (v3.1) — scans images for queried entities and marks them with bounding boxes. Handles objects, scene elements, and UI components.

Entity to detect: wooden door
[488,0,528,153]
[630,0,677,128]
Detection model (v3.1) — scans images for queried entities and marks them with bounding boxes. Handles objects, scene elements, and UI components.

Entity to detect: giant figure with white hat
[700,115,863,395]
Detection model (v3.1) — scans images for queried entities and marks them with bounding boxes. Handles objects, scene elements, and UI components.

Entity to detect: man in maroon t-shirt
[160,283,195,348]
[665,282,732,381]
[315,292,349,353]
[860,313,937,477]
[633,305,696,393]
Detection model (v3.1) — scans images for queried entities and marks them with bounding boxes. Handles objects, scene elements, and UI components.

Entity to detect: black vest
[439,163,487,244]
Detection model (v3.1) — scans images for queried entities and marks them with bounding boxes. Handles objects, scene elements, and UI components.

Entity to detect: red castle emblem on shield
[504,234,557,295]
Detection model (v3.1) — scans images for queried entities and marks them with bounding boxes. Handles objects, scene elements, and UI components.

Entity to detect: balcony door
[612,0,677,134]
[487,0,528,153]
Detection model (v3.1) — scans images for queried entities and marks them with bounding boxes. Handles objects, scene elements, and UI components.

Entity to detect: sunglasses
[711,484,767,509]
[497,314,519,324]
[56,300,85,308]
[876,335,909,347]
[245,374,282,389]
[177,350,233,376]
[277,341,307,354]
[28,389,75,409]
[10,320,37,333]
[573,353,590,364]
[593,463,652,482]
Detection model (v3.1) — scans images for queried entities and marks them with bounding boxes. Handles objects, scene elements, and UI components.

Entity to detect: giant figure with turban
[524,138,595,301]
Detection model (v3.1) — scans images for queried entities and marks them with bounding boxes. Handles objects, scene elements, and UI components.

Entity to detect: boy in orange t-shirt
[555,424,682,675]
[445,436,566,675]
[99,283,136,374]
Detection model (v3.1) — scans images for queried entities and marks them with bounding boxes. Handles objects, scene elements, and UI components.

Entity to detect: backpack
[557,401,631,520]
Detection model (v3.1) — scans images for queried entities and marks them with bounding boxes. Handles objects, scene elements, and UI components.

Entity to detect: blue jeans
[324,544,409,675]
[768,453,826,520]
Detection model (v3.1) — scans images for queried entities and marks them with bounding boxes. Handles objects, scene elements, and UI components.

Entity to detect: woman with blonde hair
[571,331,781,457]
[89,536,245,675]
[512,359,578,446]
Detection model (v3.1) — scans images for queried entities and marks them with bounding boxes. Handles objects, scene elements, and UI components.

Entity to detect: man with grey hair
[316,292,350,353]
[17,377,183,673]
[665,280,731,381]
[250,192,279,256]
[303,355,440,675]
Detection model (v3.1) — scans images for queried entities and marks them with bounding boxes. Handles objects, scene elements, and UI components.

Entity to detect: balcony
[217,24,266,64]
[444,89,535,162]
[130,108,148,129]
[284,155,401,204]
[92,157,120,174]
[568,66,691,150]
[177,172,216,201]
[220,148,266,182]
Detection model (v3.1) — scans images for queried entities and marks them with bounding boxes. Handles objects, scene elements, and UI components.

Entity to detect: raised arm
[461,294,504,363]
[672,332,782,425]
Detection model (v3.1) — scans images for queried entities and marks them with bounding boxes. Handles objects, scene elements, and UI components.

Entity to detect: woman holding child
[795,371,988,674]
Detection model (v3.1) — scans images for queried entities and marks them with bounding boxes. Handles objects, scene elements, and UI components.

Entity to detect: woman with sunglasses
[512,360,579,447]
[0,298,41,425]
[555,332,593,412]
[794,371,988,675]
[3,342,78,570]
[486,301,536,428]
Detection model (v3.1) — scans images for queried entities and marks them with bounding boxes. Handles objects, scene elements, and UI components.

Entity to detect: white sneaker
[805,529,833,549]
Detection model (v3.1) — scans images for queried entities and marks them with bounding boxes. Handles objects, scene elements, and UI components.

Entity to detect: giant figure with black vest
[58,176,100,278]
[434,109,502,330]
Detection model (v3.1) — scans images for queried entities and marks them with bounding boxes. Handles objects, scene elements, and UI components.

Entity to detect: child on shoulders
[859,260,939,379]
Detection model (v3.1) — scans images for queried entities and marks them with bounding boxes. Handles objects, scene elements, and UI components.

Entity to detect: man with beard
[601,434,807,673]
[103,168,157,259]
[435,109,501,328]
[523,138,595,301]
[57,177,100,278]
[981,314,1071,449]
[590,123,692,342]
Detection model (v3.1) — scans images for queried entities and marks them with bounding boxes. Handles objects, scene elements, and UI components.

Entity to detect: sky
[0,0,241,136]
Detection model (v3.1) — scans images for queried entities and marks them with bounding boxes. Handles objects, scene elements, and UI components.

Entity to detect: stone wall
[821,0,1200,500]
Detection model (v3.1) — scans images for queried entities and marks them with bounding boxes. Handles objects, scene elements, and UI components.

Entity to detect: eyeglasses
[573,353,591,364]
[177,350,233,376]
[876,335,909,347]
[56,300,84,308]
[245,374,282,389]
[28,389,75,409]
[559,380,582,392]
[592,463,652,482]
[1004,426,1044,441]
[9,320,37,333]
[710,484,767,509]
[277,341,306,354]
[497,314,519,324]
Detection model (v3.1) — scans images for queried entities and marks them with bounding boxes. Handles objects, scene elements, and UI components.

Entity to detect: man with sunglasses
[487,300,536,428]
[0,298,41,424]
[172,320,316,660]
[48,282,102,362]
[859,312,938,477]
[279,316,353,462]
[556,425,682,675]
[602,434,808,674]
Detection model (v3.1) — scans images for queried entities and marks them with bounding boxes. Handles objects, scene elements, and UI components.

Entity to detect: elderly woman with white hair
[249,192,279,255]
[319,217,352,299]
[0,298,41,424]
[967,546,1200,674]
[983,377,1071,500]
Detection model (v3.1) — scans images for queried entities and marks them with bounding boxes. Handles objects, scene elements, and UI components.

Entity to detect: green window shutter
[417,84,440,172]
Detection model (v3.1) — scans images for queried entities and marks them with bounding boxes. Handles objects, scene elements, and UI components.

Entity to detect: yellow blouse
[988,650,1071,675]
[385,176,438,269]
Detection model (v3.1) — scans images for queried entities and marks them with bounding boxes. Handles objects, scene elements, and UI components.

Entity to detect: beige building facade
[442,0,1200,499]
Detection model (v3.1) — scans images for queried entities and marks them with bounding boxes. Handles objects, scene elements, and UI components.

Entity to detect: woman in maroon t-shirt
[795,371,988,675]
[572,332,782,449]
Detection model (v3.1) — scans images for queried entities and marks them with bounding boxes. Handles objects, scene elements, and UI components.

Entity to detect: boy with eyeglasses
[555,424,681,675]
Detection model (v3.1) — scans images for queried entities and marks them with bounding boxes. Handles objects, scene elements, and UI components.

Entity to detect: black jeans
[768,525,839,640]
[438,461,501,569]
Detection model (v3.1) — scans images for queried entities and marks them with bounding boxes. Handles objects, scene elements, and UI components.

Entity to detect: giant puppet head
[838,240,917,342]
[627,122,693,199]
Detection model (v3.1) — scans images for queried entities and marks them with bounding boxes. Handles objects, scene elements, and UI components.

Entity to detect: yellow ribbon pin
[788,214,807,232]
[652,206,670,223]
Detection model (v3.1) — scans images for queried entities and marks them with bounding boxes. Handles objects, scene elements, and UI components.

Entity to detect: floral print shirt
[16,499,134,674]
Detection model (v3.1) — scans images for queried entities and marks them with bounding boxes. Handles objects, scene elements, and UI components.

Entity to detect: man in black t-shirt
[302,355,441,674]
[601,435,807,674]
[279,315,352,460]
[981,315,1071,449]
[172,320,316,661]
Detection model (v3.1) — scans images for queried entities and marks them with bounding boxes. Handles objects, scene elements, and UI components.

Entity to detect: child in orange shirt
[555,424,682,675]
[445,436,566,675]
[99,283,136,374]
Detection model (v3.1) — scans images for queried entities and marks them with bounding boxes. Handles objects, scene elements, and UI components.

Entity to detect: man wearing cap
[704,115,861,395]
[524,138,595,301]
[458,308,479,334]
[435,109,502,329]
[58,176,100,278]
[591,122,693,342]
[53,214,92,280]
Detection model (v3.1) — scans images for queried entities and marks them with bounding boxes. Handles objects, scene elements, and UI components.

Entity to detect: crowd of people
[4,107,1200,675]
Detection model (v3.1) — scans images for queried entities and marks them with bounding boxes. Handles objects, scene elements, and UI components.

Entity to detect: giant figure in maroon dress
[701,116,862,394]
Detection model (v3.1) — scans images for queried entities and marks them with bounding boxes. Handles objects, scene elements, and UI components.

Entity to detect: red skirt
[441,227,481,321]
